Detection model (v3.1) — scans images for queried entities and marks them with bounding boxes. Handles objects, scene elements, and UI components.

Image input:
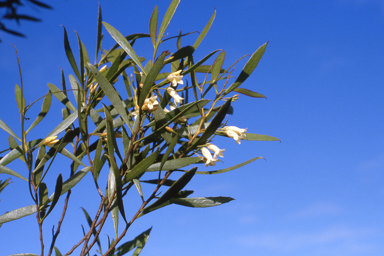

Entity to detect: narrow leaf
[62,26,81,82]
[0,119,21,141]
[104,104,127,223]
[149,6,158,47]
[102,22,145,73]
[233,88,266,98]
[26,92,52,133]
[88,63,130,126]
[115,228,152,256]
[164,46,195,64]
[47,83,76,112]
[193,8,216,49]
[43,174,63,220]
[224,42,268,96]
[15,84,26,113]
[141,167,197,214]
[242,133,280,141]
[211,51,225,82]
[156,0,180,49]
[139,51,166,107]
[170,196,234,207]
[46,111,78,138]
[0,165,28,181]
[146,157,202,172]
[95,3,102,62]
[123,150,159,183]
[188,99,231,151]
[54,247,62,256]
[0,205,36,224]
[195,157,265,174]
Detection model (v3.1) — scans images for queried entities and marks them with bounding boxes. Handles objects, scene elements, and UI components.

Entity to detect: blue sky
[1,0,384,255]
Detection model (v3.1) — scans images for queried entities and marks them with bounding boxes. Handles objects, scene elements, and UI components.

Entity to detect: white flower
[206,143,225,158]
[167,87,184,105]
[144,95,159,110]
[221,126,247,144]
[167,70,183,87]
[44,136,59,146]
[131,107,139,117]
[141,95,159,112]
[201,147,218,167]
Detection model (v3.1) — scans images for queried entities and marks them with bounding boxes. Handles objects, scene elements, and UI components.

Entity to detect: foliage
[0,1,278,255]
[0,0,52,42]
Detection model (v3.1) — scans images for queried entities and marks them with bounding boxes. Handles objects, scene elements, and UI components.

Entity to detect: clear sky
[1,0,384,255]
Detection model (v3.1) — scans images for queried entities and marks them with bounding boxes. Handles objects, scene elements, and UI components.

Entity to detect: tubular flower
[44,136,59,146]
[221,126,247,144]
[166,87,184,105]
[142,95,159,111]
[206,143,225,158]
[201,147,219,167]
[167,70,183,87]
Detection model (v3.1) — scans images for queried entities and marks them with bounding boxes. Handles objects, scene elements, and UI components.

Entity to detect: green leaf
[188,99,231,151]
[14,84,26,114]
[0,166,91,225]
[242,133,280,141]
[75,31,85,87]
[81,207,102,253]
[164,45,195,64]
[138,51,166,107]
[159,132,180,172]
[0,178,11,194]
[233,88,266,98]
[54,247,62,256]
[224,42,268,96]
[0,205,36,224]
[47,83,76,112]
[0,119,21,141]
[102,22,145,73]
[0,139,41,166]
[141,167,197,215]
[156,0,180,49]
[146,157,202,172]
[170,196,234,207]
[95,3,102,63]
[89,63,130,126]
[46,111,78,138]
[69,75,82,105]
[50,166,91,200]
[132,229,151,256]
[93,138,105,181]
[193,8,216,50]
[211,51,225,82]
[107,166,119,238]
[38,182,48,218]
[149,6,158,47]
[115,227,152,256]
[0,164,28,181]
[104,104,127,224]
[42,174,63,221]
[26,92,52,133]
[195,156,265,174]
[8,135,19,149]
[123,150,159,183]
[62,26,82,83]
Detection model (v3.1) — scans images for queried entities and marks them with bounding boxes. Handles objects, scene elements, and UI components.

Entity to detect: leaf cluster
[0,1,279,255]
